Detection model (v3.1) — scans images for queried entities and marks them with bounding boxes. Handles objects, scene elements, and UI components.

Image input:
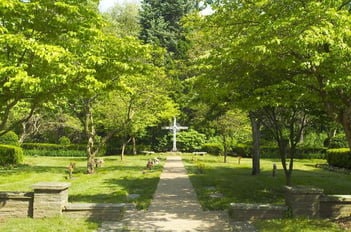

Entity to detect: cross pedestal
[162,117,188,152]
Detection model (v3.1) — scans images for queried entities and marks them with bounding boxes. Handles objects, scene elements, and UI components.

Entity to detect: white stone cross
[162,117,188,152]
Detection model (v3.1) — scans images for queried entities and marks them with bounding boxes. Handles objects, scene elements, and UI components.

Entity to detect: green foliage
[0,0,102,133]
[302,132,328,148]
[327,148,351,169]
[201,143,223,156]
[103,1,140,37]
[260,146,326,159]
[24,149,85,157]
[196,0,351,151]
[329,134,348,148]
[232,144,251,157]
[21,143,85,151]
[196,162,205,174]
[177,129,206,152]
[0,144,23,166]
[59,136,71,145]
[0,131,19,146]
[139,0,198,58]
[154,134,171,152]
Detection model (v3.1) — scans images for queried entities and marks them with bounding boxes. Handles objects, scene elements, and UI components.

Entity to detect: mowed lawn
[182,154,351,210]
[0,154,165,209]
[183,154,351,232]
[0,154,164,231]
[1,153,351,231]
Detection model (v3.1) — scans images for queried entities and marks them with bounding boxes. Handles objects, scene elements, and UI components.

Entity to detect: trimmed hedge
[230,144,327,159]
[327,148,351,169]
[0,131,20,146]
[0,144,23,166]
[21,143,86,151]
[24,149,85,157]
[329,134,348,148]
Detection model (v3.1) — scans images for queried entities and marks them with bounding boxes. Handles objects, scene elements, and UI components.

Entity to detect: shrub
[24,149,85,157]
[0,144,23,166]
[327,148,351,169]
[329,134,348,148]
[258,146,326,159]
[21,143,87,157]
[0,131,19,147]
[294,147,327,159]
[59,136,71,145]
[232,144,251,157]
[260,146,280,158]
[302,132,328,148]
[177,129,206,152]
[201,143,223,156]
[21,143,86,151]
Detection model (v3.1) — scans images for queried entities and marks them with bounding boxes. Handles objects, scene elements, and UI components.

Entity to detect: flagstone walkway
[98,156,233,231]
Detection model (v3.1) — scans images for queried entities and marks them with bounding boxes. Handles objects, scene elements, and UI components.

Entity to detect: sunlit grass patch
[254,218,345,232]
[0,154,165,209]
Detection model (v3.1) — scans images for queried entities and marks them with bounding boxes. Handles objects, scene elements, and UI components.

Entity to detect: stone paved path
[98,156,233,231]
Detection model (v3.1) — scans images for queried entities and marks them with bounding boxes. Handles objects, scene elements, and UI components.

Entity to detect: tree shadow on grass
[103,176,160,209]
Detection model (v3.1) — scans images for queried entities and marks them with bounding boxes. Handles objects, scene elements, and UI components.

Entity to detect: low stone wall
[320,195,351,219]
[229,203,288,221]
[284,186,323,218]
[0,192,33,218]
[63,203,135,221]
[0,182,134,221]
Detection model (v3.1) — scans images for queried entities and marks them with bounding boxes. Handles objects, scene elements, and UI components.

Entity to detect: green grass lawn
[0,154,165,231]
[182,154,351,231]
[1,153,351,231]
[0,155,165,209]
[182,154,351,210]
[0,217,99,232]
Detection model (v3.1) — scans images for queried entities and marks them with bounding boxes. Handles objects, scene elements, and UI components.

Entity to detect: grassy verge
[254,218,345,232]
[182,154,351,210]
[0,217,99,232]
[183,154,351,231]
[0,154,165,209]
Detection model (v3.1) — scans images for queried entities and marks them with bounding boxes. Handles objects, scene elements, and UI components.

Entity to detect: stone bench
[63,202,135,221]
[141,151,155,155]
[229,203,288,221]
[192,152,207,156]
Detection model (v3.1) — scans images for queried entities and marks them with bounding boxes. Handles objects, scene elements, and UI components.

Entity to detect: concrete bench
[192,152,207,156]
[141,151,155,155]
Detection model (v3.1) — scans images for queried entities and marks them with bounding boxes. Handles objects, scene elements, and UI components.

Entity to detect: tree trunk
[278,139,290,185]
[286,171,292,186]
[19,122,28,144]
[223,134,227,163]
[85,102,96,174]
[121,137,132,161]
[340,110,351,149]
[132,137,137,155]
[121,143,126,161]
[250,112,261,175]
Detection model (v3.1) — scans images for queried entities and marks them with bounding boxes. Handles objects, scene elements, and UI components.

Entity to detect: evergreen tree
[139,0,199,59]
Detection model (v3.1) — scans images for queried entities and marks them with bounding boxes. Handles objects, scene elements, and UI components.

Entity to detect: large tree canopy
[139,0,199,59]
[197,0,351,147]
[0,0,101,135]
